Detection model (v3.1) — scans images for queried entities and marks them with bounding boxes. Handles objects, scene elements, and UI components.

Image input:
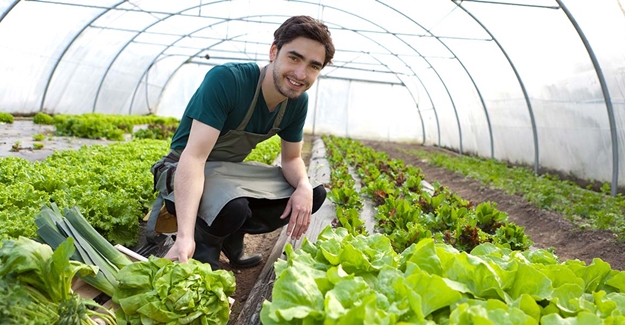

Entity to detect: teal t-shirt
[170,62,308,150]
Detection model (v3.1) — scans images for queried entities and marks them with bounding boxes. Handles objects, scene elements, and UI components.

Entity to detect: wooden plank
[114,244,148,262]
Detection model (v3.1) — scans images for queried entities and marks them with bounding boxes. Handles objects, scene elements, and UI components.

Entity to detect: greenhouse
[1,0,625,324]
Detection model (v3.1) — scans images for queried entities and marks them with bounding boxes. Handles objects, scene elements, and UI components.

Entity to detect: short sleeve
[184,66,236,131]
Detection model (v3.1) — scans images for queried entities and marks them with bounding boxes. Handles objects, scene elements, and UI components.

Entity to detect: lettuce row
[322,135,533,253]
[261,227,625,324]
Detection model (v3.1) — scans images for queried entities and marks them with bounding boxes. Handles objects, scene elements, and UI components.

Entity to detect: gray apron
[147,66,319,241]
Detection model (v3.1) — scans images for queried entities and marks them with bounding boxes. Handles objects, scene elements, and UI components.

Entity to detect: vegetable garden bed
[2,117,625,324]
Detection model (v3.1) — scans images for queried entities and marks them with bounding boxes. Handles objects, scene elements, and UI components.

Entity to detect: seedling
[10,141,21,152]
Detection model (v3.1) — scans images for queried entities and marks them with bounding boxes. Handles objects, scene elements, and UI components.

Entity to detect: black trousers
[166,185,327,237]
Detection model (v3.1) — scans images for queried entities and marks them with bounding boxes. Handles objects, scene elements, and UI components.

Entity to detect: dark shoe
[192,225,224,270]
[222,232,262,268]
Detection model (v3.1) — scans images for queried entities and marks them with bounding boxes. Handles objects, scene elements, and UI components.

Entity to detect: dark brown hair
[273,15,335,67]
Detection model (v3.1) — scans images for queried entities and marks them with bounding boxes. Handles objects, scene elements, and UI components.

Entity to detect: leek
[64,206,132,270]
[35,203,132,297]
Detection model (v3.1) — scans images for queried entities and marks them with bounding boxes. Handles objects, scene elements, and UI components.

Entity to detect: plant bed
[360,139,625,271]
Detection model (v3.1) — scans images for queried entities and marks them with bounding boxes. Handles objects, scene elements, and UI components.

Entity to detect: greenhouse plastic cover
[1,0,624,191]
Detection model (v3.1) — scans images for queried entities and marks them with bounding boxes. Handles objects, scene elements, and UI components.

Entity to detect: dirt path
[0,119,124,161]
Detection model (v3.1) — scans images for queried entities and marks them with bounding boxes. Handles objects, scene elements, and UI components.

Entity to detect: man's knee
[221,197,250,217]
[204,197,251,236]
[312,185,327,213]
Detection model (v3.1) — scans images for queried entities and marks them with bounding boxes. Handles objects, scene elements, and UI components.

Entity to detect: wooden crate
[72,245,234,323]
[71,245,147,307]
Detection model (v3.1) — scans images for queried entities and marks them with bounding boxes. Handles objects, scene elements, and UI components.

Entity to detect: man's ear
[269,43,278,62]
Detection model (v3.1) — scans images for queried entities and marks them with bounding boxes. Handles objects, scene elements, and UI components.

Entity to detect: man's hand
[163,235,196,263]
[280,183,313,240]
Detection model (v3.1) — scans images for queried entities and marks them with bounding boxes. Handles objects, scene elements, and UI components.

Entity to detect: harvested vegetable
[113,256,236,325]
[0,237,116,325]
[0,275,59,325]
[35,203,133,297]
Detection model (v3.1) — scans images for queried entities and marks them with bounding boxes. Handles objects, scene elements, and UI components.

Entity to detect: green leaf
[507,263,553,301]
[449,299,537,325]
[508,294,541,321]
[400,238,443,276]
[402,263,462,318]
[605,270,625,292]
[540,312,603,325]
[565,258,612,293]
[549,283,585,314]
[443,251,506,300]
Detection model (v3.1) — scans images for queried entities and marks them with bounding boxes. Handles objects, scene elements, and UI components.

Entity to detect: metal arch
[378,0,494,158]
[400,76,428,145]
[315,40,432,145]
[127,15,274,114]
[38,0,126,112]
[338,54,429,144]
[92,0,230,113]
[556,0,619,197]
[0,0,19,23]
[129,54,188,114]
[146,16,438,145]
[452,0,540,174]
[294,0,464,153]
[30,0,456,144]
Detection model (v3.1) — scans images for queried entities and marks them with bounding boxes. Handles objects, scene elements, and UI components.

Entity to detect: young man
[150,16,335,270]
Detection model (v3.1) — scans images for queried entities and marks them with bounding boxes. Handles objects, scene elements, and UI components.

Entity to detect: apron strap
[236,66,266,131]
[236,65,289,131]
[145,194,164,243]
[272,98,288,128]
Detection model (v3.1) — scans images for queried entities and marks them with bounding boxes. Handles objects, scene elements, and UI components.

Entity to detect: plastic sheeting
[1,0,624,191]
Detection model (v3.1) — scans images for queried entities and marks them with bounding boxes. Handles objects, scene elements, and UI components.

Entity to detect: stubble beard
[272,64,308,99]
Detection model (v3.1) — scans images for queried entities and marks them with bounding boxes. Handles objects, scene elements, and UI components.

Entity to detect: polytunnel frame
[134,14,434,143]
[300,1,465,154]
[122,7,443,145]
[0,0,19,23]
[38,0,127,114]
[556,0,619,196]
[92,0,231,113]
[457,0,619,196]
[54,0,460,150]
[13,0,620,195]
[377,0,495,159]
[33,0,229,113]
[453,1,539,175]
[31,0,470,152]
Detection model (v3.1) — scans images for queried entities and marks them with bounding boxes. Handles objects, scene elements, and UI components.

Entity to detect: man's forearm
[173,156,206,239]
[281,157,311,190]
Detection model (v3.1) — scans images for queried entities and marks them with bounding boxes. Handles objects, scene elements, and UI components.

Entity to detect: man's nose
[293,63,306,80]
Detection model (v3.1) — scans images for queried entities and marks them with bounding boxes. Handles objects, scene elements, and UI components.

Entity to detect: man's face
[270,37,326,99]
